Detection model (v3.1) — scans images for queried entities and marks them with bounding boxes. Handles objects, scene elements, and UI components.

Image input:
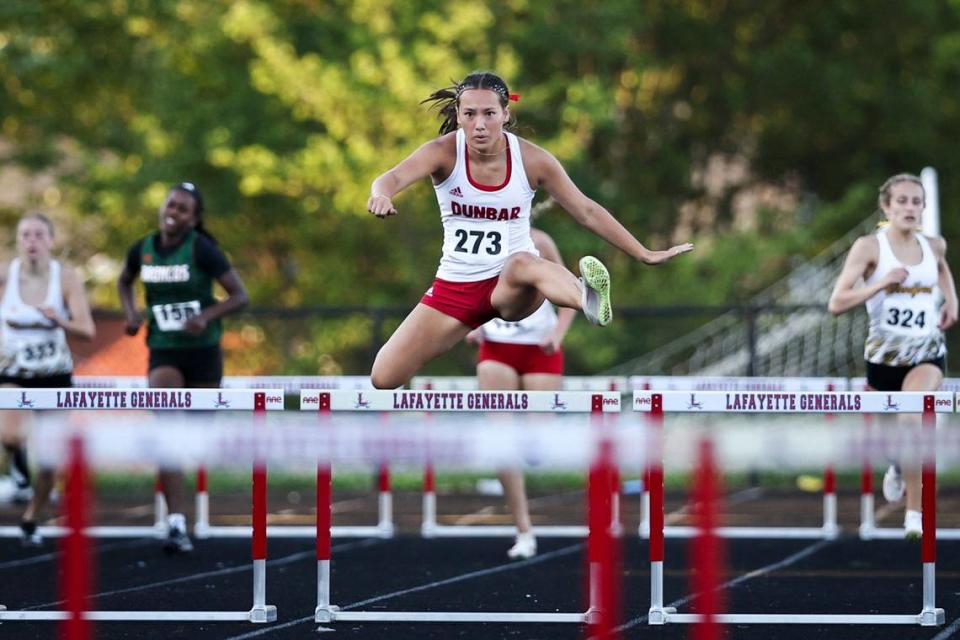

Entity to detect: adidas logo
[449,187,463,198]
[424,287,434,297]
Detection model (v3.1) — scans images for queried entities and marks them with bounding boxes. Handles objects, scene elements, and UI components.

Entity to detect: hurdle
[636,389,950,626]
[0,388,280,623]
[410,375,626,537]
[68,375,390,539]
[303,388,621,624]
[849,377,960,541]
[631,376,848,540]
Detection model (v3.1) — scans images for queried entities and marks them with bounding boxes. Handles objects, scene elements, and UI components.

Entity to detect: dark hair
[422,71,515,136]
[172,182,217,244]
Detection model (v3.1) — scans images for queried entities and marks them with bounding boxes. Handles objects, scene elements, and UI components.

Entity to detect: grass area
[89,467,960,495]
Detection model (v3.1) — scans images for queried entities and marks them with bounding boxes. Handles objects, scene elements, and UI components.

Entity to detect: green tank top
[140,230,221,350]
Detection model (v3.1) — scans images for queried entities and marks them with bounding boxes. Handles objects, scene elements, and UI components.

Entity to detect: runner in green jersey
[118,182,249,553]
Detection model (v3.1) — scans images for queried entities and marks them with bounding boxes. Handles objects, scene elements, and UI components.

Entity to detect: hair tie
[509,93,520,102]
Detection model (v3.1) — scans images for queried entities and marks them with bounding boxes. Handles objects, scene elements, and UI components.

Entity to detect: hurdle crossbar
[636,390,949,627]
[303,388,621,625]
[0,388,280,625]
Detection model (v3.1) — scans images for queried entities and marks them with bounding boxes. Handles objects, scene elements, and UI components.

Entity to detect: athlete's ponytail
[422,71,517,136]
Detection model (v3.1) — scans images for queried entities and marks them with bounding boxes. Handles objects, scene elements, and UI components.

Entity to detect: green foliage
[2,1,960,373]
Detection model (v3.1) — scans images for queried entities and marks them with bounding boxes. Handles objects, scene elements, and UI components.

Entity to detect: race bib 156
[152,300,202,331]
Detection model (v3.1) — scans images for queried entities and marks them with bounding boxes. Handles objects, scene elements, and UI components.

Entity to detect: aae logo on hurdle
[17,392,33,408]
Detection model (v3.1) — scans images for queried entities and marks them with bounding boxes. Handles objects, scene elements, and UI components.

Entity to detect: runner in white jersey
[464,227,576,559]
[366,70,693,390]
[0,213,95,546]
[829,173,958,538]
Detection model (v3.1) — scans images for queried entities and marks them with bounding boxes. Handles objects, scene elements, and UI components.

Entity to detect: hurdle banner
[304,389,619,625]
[640,391,946,627]
[0,389,279,624]
[305,389,622,413]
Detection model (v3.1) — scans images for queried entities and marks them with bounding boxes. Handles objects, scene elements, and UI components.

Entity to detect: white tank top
[433,129,538,281]
[480,299,558,345]
[0,258,73,377]
[863,228,945,367]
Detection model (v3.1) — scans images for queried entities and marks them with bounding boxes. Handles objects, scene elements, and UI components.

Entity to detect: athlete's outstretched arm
[827,236,905,315]
[934,237,959,330]
[367,137,451,217]
[528,146,692,265]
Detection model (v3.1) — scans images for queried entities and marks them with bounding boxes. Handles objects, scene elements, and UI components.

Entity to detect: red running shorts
[420,276,500,328]
[478,340,564,375]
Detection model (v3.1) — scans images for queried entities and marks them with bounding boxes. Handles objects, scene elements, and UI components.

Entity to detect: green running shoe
[579,256,612,326]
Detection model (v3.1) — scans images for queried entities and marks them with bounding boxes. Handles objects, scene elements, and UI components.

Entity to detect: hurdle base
[647,606,676,625]
[425,524,588,538]
[860,526,960,541]
[0,610,275,621]
[0,525,165,539]
[248,604,278,623]
[191,525,387,538]
[326,611,587,623]
[663,613,935,625]
[919,607,945,626]
[315,605,341,623]
[661,525,832,539]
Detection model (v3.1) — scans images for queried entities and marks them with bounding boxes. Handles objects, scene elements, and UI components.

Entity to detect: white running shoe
[904,509,922,540]
[579,256,612,327]
[506,532,537,560]
[882,464,905,503]
[163,513,193,554]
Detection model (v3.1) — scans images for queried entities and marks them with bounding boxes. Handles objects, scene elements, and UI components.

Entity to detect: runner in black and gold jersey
[118,182,248,553]
[829,173,958,539]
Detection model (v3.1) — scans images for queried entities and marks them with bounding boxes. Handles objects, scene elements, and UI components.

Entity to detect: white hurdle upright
[70,375,391,540]
[631,376,848,540]
[849,377,960,541]
[635,389,950,627]
[302,388,621,624]
[410,375,627,537]
[0,388,280,624]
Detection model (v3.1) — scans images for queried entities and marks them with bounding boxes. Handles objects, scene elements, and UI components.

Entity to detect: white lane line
[0,538,154,570]
[453,506,496,525]
[22,538,384,611]
[932,616,960,640]
[223,542,586,639]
